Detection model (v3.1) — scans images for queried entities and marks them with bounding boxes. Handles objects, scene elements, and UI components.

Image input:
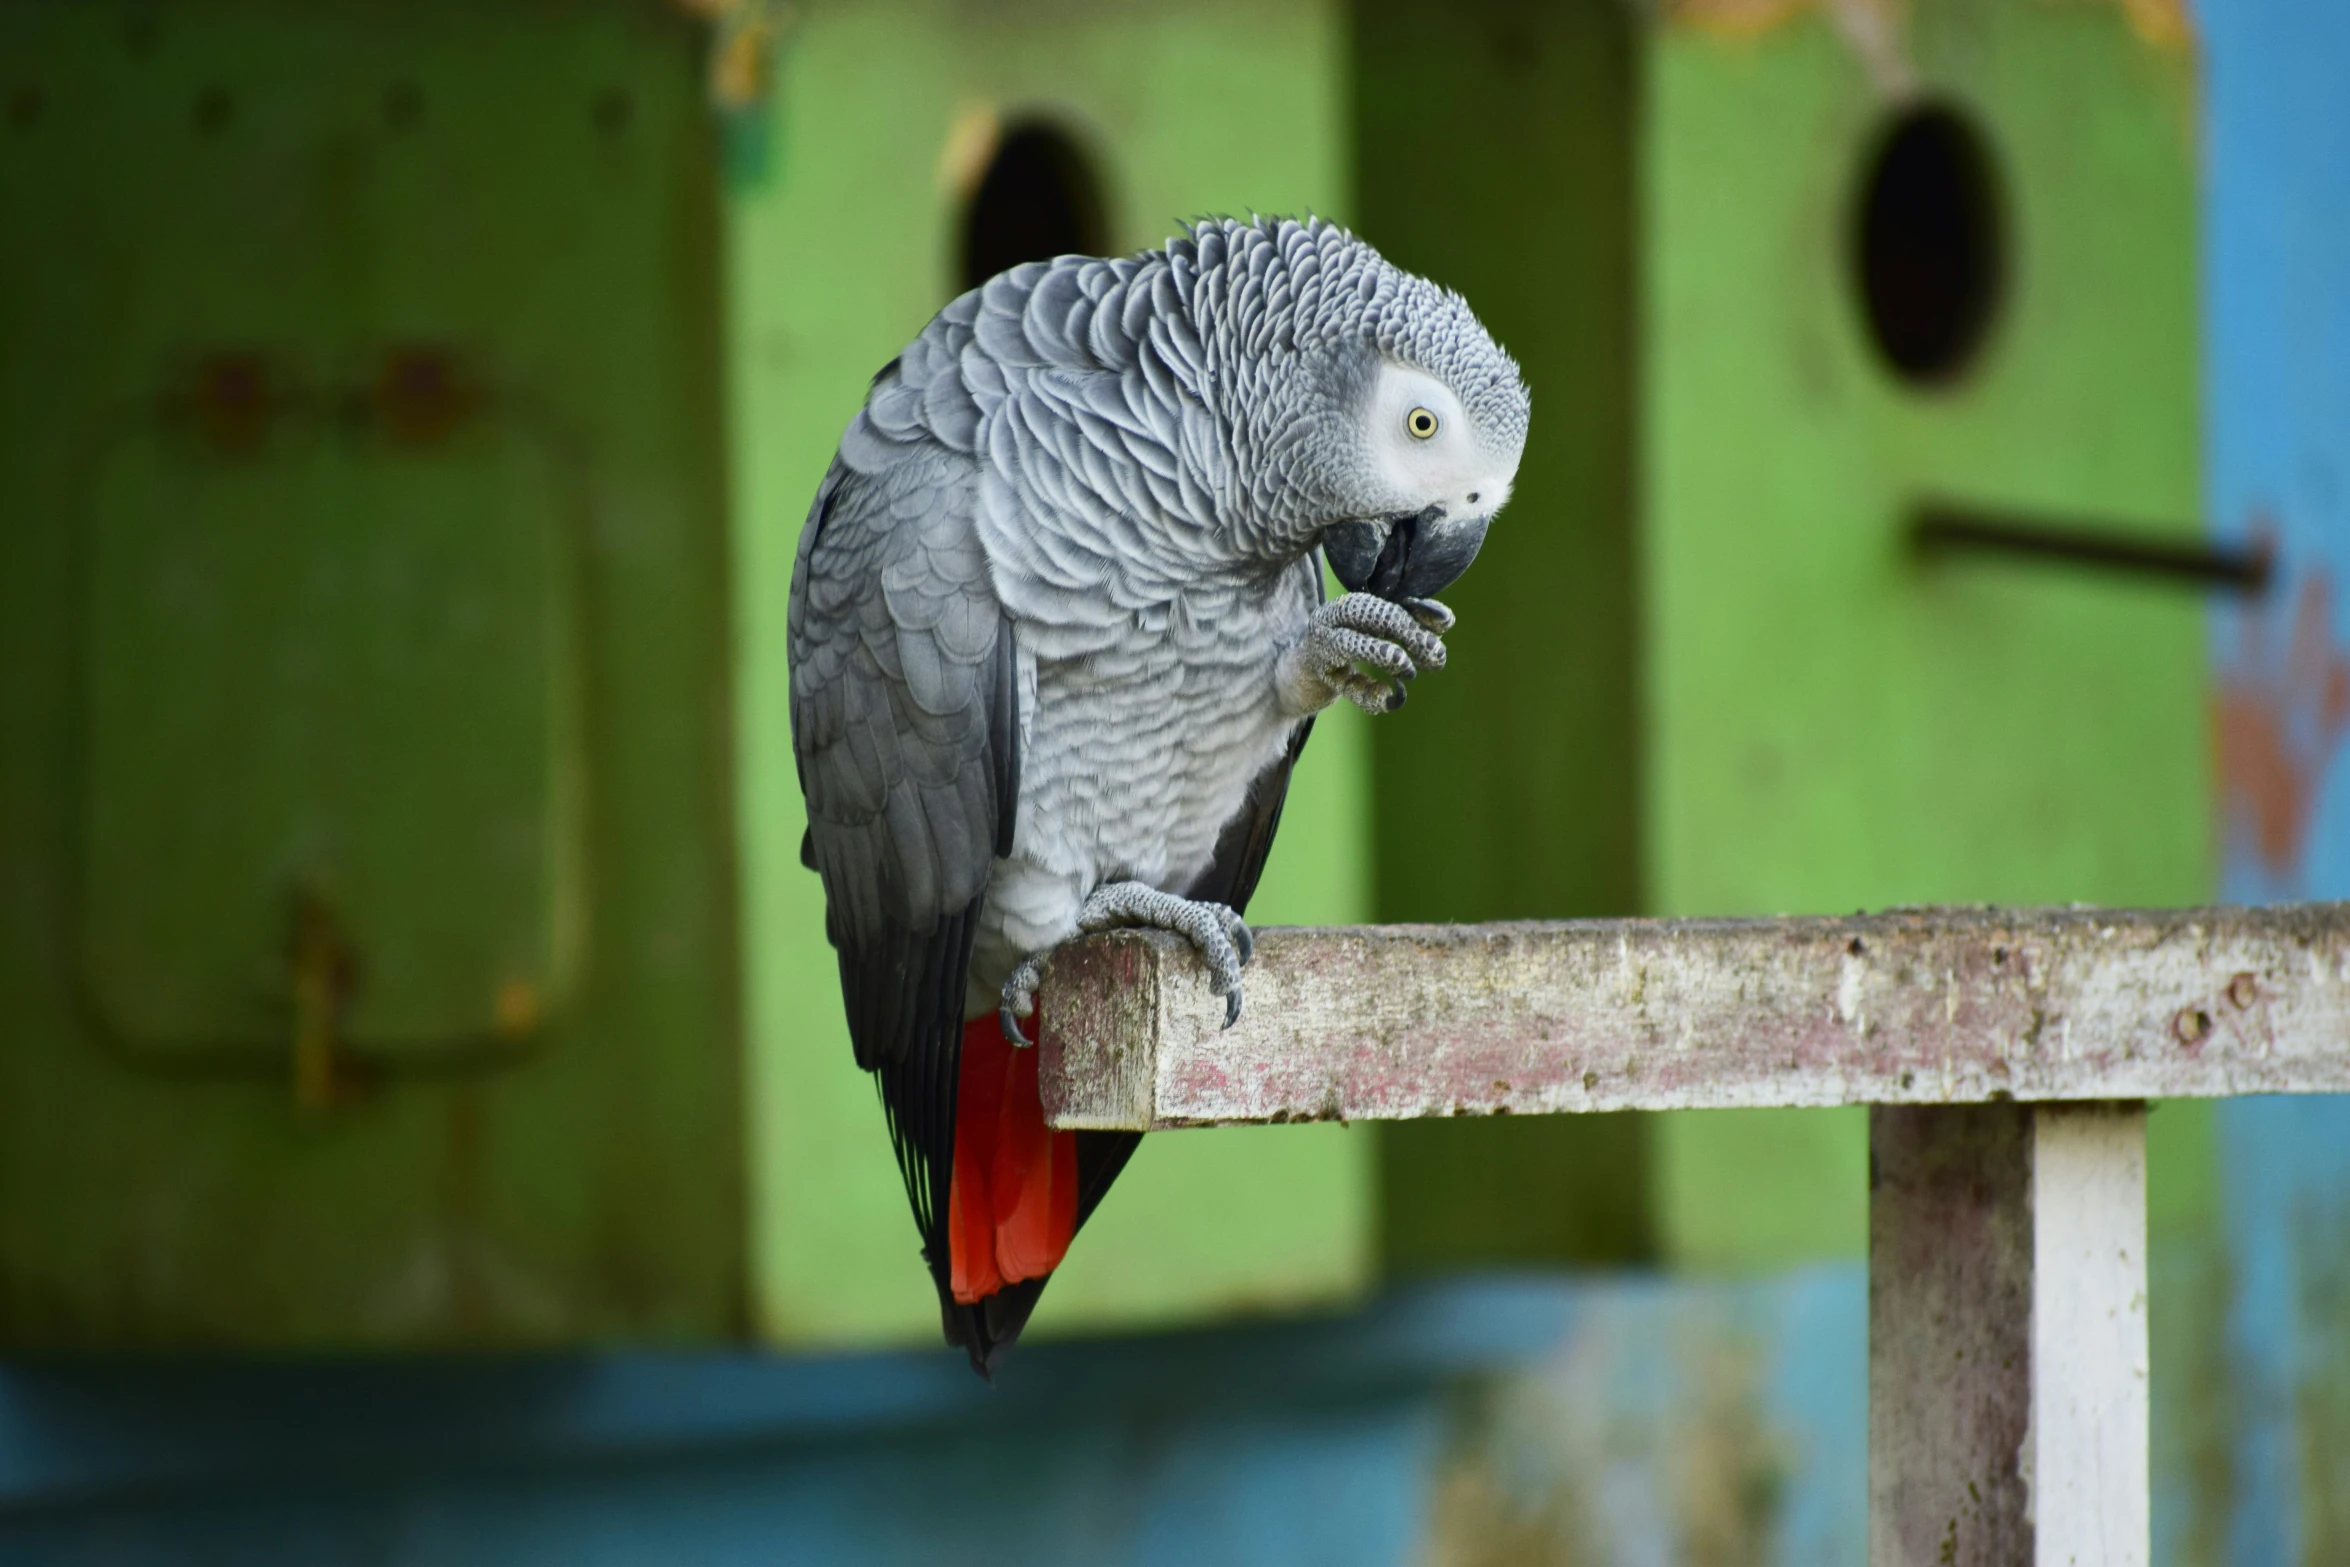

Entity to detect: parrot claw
[1400,596,1455,634]
[1228,911,1254,965]
[998,954,1045,1048]
[1072,881,1255,1030]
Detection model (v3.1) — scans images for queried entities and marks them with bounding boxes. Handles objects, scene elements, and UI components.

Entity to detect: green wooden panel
[1352,0,1653,1271]
[724,0,1369,1347]
[0,0,740,1345]
[77,395,581,1057]
[1643,4,2208,1269]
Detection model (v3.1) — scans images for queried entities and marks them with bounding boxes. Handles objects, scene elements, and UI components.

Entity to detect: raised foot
[1284,592,1454,716]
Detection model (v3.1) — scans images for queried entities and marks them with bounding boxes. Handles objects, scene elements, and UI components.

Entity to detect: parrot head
[1187,218,1528,602]
[1318,342,1527,602]
[1317,287,1530,601]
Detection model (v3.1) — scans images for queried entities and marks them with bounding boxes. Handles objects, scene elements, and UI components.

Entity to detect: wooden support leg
[1868,1103,2148,1567]
[2028,1103,2151,1567]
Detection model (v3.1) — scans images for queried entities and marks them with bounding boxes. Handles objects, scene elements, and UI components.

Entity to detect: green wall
[0,0,743,1345]
[1,0,1374,1354]
[723,0,1374,1347]
[1355,0,2210,1277]
[1352,0,1653,1272]
[1643,3,2208,1269]
[0,0,2215,1350]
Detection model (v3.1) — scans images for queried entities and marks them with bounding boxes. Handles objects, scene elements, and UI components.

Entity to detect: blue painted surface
[1759,1268,1870,1564]
[0,1280,1540,1562]
[0,1272,1871,1564]
[2202,0,2350,1559]
[2203,0,2350,900]
[4,1400,1445,1566]
[1445,1265,1868,1566]
[2219,1098,2350,1567]
[0,1280,1562,1513]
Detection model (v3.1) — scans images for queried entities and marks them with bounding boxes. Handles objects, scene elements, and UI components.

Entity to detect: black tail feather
[938,1273,1050,1380]
[923,1127,1141,1376]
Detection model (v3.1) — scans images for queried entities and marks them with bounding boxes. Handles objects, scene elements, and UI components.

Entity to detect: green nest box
[1359,0,2207,1270]
[0,0,1365,1349]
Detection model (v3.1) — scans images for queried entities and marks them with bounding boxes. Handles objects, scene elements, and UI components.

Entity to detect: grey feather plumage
[789,215,1528,1372]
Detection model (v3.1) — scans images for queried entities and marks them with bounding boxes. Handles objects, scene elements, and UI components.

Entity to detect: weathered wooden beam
[1867,1103,2149,1567]
[1037,907,2214,1564]
[1038,904,2350,1131]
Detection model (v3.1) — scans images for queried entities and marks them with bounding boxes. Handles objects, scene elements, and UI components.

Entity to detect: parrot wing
[788,445,1020,1318]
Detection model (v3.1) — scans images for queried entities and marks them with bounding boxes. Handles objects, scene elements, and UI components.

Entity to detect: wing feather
[788,444,1016,1303]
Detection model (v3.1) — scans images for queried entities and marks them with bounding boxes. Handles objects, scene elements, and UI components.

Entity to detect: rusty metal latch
[286,888,358,1113]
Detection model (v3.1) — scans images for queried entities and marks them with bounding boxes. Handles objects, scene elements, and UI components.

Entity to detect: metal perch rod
[1911,500,2272,594]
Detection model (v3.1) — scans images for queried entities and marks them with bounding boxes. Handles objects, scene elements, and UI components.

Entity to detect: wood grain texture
[1868,1104,2035,1567]
[1038,904,2350,1131]
[1865,1103,2151,1567]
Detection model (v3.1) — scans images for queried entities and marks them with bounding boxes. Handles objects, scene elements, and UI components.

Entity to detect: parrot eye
[1405,407,1439,440]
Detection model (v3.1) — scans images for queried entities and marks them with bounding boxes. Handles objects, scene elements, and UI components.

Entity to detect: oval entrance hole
[1851,103,2005,386]
[959,120,1108,292]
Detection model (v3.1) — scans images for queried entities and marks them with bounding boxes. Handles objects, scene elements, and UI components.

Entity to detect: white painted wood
[1866,1103,2152,1565]
[2029,1104,2150,1567]
[1039,904,2350,1131]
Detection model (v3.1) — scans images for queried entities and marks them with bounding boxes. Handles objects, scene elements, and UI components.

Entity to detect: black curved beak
[1324,506,1492,601]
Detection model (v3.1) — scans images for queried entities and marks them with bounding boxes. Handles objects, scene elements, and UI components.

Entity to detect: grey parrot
[788,216,1528,1375]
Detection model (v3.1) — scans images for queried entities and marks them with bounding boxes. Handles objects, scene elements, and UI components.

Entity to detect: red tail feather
[950,1013,1078,1305]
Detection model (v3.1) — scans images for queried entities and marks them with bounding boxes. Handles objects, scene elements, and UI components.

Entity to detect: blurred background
[0,0,2344,1560]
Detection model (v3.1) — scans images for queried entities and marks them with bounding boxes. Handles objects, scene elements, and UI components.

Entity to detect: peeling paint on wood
[1657,0,2193,84]
[1661,0,1914,96]
[1039,905,2350,1132]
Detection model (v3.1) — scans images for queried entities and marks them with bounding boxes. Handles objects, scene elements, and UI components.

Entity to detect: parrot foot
[999,955,1047,1048]
[1074,881,1254,1029]
[1282,592,1453,717]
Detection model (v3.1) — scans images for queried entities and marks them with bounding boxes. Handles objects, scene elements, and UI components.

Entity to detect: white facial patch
[1366,360,1519,517]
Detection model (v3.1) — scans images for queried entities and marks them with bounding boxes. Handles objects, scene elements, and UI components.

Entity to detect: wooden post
[1868,1103,2148,1567]
[1036,905,2334,1562]
[1869,1104,2034,1564]
[2029,1103,2150,1567]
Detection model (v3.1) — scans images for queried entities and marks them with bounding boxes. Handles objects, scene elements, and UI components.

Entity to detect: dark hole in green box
[1853,102,2005,386]
[960,119,1107,292]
